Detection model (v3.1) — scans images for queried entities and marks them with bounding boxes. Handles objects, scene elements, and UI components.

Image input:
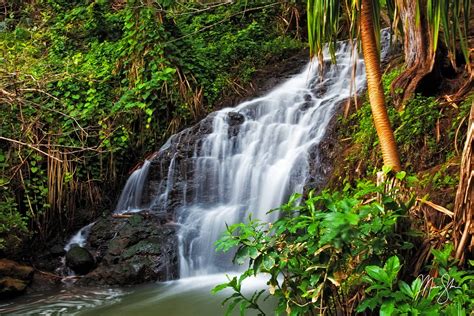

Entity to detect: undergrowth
[213,175,474,315]
[338,68,473,208]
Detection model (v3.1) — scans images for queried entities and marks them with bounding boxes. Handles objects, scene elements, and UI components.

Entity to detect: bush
[213,176,416,315]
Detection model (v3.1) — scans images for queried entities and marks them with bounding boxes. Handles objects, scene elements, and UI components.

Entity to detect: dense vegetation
[214,178,474,315]
[0,0,304,252]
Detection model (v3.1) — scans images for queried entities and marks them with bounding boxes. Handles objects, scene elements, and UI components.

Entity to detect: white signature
[416,273,461,304]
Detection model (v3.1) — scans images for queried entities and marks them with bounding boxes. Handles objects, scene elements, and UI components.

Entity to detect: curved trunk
[391,0,435,106]
[360,0,402,172]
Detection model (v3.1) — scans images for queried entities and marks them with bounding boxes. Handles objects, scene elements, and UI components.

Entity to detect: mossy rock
[65,246,96,275]
[121,240,161,259]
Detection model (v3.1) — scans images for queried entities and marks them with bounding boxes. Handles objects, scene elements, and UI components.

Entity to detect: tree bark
[360,0,402,172]
[391,0,436,106]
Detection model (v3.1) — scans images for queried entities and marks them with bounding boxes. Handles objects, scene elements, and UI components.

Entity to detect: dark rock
[50,244,66,257]
[65,246,95,275]
[0,259,34,280]
[0,277,28,299]
[78,211,178,286]
[227,112,245,126]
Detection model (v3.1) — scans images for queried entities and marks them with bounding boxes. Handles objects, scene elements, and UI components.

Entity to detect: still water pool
[0,275,274,315]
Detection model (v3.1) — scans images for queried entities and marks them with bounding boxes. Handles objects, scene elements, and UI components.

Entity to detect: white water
[64,222,96,251]
[115,160,152,213]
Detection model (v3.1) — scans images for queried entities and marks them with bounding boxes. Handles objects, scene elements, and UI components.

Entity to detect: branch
[0,136,63,162]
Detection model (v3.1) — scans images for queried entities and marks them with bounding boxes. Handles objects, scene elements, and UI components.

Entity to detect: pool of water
[0,274,274,315]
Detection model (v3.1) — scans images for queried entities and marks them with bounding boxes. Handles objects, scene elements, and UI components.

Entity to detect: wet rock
[65,246,95,275]
[78,211,178,286]
[0,259,34,299]
[50,244,66,257]
[227,112,245,126]
[0,259,34,280]
[0,277,28,299]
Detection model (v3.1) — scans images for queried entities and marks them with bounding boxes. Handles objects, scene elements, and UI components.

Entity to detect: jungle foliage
[0,0,304,251]
[214,177,474,315]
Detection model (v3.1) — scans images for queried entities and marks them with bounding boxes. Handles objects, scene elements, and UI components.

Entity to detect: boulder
[65,245,95,275]
[78,212,178,286]
[227,112,245,126]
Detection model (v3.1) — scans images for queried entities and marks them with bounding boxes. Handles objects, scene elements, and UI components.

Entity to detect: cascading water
[176,43,366,277]
[115,160,152,213]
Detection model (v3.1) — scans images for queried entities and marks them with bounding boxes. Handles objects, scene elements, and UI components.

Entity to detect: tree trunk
[360,0,402,172]
[454,101,474,264]
[391,0,436,106]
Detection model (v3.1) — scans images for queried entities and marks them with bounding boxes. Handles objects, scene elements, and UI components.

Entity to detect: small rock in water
[65,245,95,275]
[227,112,245,126]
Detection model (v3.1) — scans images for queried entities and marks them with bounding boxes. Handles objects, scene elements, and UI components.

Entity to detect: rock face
[65,246,95,275]
[78,211,178,285]
[0,259,34,299]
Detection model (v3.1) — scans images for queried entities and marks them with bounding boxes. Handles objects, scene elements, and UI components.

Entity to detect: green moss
[122,240,162,259]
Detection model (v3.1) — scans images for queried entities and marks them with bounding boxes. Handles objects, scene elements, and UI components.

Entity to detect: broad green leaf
[380,301,395,316]
[366,265,390,284]
[211,283,229,294]
[384,256,401,284]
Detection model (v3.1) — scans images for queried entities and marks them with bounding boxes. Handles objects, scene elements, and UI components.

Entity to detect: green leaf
[366,266,390,285]
[395,171,406,180]
[356,297,378,312]
[398,280,414,299]
[211,283,229,294]
[382,165,392,175]
[248,247,259,260]
[380,301,395,316]
[384,256,401,284]
[263,255,275,271]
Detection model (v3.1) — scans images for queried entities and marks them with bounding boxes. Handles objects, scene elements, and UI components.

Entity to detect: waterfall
[177,42,366,277]
[115,160,152,213]
[112,31,393,278]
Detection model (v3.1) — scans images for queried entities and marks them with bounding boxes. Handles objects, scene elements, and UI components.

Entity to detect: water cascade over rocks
[64,31,393,283]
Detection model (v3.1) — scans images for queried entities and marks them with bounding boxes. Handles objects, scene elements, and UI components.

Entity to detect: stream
[1,275,274,315]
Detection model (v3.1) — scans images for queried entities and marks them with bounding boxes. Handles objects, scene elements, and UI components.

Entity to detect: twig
[0,136,63,162]
[416,198,454,218]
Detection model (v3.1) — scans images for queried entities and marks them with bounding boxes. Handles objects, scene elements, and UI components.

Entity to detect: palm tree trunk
[360,0,402,172]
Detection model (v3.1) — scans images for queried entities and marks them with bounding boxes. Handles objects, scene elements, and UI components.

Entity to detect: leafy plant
[358,245,474,315]
[213,176,415,315]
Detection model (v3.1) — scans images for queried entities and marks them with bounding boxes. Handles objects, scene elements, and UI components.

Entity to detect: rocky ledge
[0,259,34,299]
